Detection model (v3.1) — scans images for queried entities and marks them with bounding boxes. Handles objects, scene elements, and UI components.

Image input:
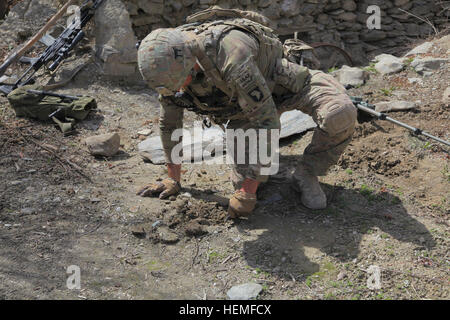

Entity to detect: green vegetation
[207,250,223,263]
[364,62,378,73]
[327,66,339,73]
[422,141,432,150]
[380,86,396,96]
[404,57,414,67]
[324,292,337,300]
[360,184,374,197]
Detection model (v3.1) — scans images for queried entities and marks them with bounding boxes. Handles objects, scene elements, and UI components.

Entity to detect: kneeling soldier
[136,12,356,217]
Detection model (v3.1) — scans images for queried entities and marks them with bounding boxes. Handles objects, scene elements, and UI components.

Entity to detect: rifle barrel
[354,102,450,147]
[27,89,80,100]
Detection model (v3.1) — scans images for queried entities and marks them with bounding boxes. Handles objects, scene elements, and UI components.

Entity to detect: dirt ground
[0,31,449,299]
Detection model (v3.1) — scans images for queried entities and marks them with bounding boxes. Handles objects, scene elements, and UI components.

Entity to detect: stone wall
[122,0,448,67]
[2,0,447,78]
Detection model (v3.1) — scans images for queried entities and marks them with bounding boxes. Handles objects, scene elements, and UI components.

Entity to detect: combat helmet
[137,28,196,96]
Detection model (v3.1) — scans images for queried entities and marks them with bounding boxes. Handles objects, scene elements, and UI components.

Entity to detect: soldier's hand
[136,178,181,199]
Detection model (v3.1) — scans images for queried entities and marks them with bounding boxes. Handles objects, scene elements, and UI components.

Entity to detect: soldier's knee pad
[320,99,357,137]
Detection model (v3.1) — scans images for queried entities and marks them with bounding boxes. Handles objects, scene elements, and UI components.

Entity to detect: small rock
[184,219,208,237]
[20,207,36,215]
[158,226,179,244]
[128,206,139,213]
[334,65,368,87]
[411,57,448,76]
[408,77,423,85]
[84,133,120,157]
[375,100,417,112]
[226,283,263,300]
[337,271,347,281]
[130,225,147,237]
[374,54,404,75]
[152,220,161,228]
[0,75,11,83]
[137,128,152,136]
[180,192,192,198]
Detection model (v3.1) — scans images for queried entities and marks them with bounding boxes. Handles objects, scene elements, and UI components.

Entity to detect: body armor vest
[170,18,283,124]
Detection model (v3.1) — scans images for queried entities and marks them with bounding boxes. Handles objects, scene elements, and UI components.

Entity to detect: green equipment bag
[7,84,97,133]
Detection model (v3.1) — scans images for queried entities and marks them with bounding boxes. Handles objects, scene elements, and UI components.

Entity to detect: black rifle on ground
[0,0,104,96]
[26,89,81,118]
[351,96,450,147]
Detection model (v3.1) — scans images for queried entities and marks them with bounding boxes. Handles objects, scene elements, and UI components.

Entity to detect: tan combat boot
[228,190,257,218]
[292,166,327,210]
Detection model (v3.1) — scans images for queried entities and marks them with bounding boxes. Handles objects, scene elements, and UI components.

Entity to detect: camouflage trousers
[231,70,357,189]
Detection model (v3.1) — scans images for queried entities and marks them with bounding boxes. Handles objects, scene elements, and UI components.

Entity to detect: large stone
[261,2,281,20]
[404,42,433,57]
[342,0,357,11]
[334,65,369,87]
[374,54,405,75]
[85,133,121,157]
[226,283,263,300]
[337,12,357,22]
[157,226,179,244]
[411,57,448,76]
[374,100,417,112]
[280,0,302,17]
[137,0,164,15]
[138,111,316,164]
[434,35,450,51]
[316,13,330,25]
[94,0,138,77]
[361,30,387,42]
[258,0,272,8]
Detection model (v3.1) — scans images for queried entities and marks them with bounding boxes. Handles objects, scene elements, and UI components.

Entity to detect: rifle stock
[0,0,77,77]
[0,0,104,96]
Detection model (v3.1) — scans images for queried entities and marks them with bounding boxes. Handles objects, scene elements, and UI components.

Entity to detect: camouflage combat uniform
[138,18,356,187]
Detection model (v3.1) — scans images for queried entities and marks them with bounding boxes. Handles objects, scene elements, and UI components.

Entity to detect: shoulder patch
[249,87,263,102]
